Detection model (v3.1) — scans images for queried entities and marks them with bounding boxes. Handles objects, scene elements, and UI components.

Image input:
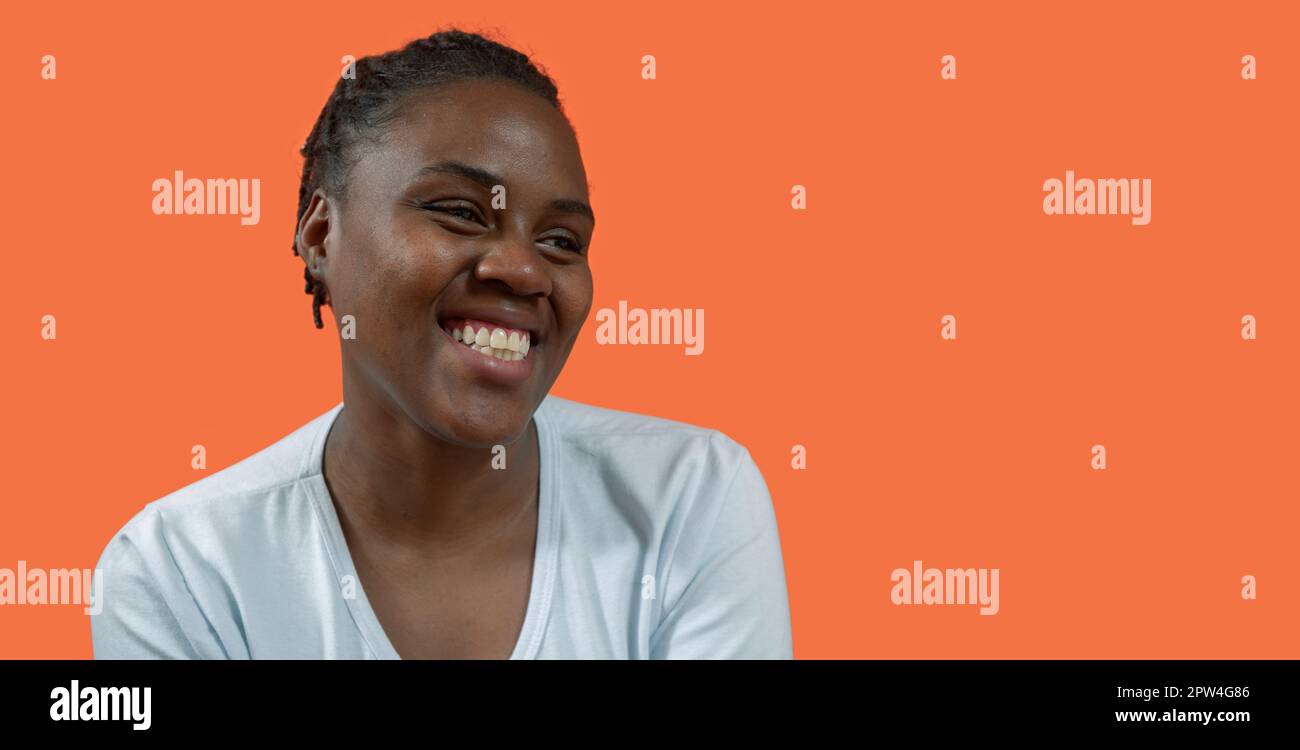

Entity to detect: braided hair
[292,27,567,328]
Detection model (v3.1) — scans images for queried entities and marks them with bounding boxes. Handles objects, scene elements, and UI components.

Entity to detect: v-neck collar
[302,399,559,660]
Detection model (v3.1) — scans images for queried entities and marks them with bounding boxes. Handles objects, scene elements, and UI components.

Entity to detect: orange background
[2,0,1297,658]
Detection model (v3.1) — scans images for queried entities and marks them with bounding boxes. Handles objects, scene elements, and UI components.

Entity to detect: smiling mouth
[440,318,533,362]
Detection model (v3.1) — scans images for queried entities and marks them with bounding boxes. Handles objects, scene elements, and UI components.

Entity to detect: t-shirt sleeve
[90,507,226,660]
[649,441,793,659]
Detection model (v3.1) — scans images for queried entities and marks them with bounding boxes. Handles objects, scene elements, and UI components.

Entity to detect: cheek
[555,267,594,330]
[353,227,459,316]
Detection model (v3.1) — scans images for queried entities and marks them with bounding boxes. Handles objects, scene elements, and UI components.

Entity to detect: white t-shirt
[90,395,793,659]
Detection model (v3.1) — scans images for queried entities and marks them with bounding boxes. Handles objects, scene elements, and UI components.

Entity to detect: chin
[433,403,534,448]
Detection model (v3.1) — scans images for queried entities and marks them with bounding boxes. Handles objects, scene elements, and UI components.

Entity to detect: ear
[296,188,334,305]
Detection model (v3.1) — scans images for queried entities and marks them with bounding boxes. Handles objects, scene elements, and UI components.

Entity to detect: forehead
[352,78,588,197]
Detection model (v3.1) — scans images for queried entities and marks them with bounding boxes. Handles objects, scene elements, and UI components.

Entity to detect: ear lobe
[309,260,331,304]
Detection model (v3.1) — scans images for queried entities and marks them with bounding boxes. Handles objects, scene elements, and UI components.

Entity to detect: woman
[91,28,792,659]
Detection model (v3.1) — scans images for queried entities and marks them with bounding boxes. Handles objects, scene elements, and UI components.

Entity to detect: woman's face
[309,78,595,447]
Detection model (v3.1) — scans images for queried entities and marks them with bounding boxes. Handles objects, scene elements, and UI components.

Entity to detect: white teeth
[445,321,533,361]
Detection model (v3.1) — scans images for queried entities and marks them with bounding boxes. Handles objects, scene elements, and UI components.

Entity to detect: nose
[473,233,553,298]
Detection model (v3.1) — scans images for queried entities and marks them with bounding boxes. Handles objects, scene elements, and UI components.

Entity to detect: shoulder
[537,398,793,658]
[95,402,340,579]
[535,394,771,543]
[537,393,758,486]
[92,403,343,658]
[152,402,340,516]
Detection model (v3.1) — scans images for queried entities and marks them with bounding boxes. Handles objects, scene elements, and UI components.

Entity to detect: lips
[438,306,540,338]
[436,315,538,387]
[434,305,544,387]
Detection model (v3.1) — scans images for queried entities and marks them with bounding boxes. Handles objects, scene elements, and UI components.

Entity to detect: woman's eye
[543,236,585,253]
[423,202,481,223]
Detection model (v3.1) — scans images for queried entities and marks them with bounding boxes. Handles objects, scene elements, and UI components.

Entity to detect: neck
[321,391,540,556]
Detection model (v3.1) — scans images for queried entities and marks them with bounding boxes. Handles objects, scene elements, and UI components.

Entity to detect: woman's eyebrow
[549,198,596,227]
[414,159,500,190]
[414,160,595,227]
